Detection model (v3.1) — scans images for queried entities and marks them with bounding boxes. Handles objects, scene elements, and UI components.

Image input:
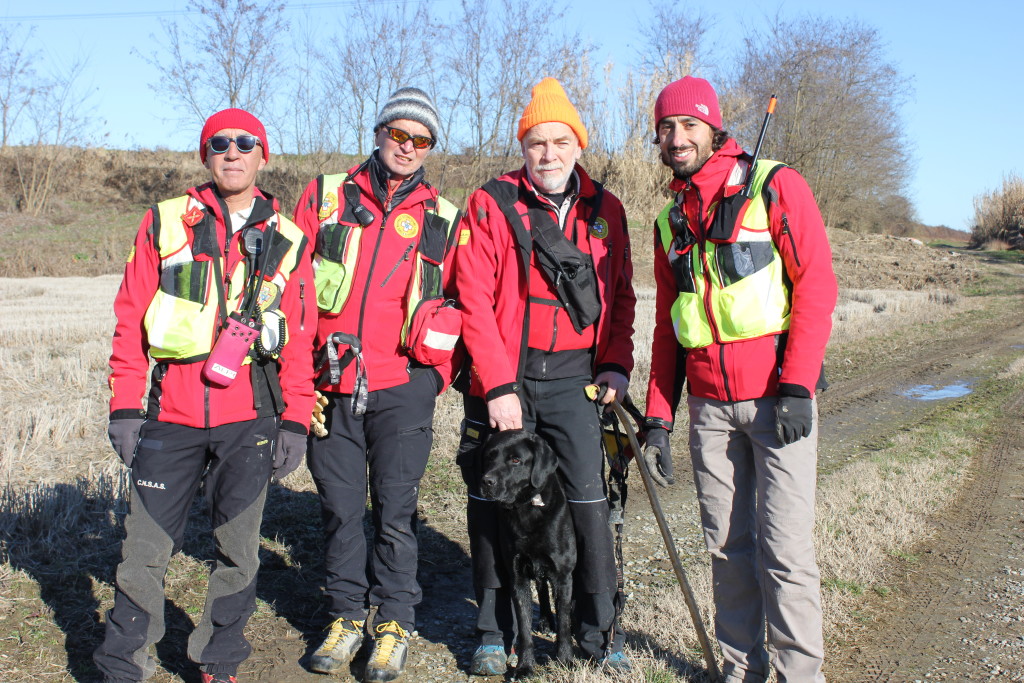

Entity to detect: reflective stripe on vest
[656,159,791,349]
[144,194,305,362]
[313,172,460,345]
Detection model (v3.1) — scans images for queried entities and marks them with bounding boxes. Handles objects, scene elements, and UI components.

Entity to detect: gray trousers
[688,395,825,683]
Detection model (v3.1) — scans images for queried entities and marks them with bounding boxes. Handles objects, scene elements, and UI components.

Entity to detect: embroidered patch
[696,103,709,116]
[394,213,419,238]
[590,217,609,239]
[257,281,280,310]
[319,192,339,221]
[458,228,471,246]
[181,206,204,227]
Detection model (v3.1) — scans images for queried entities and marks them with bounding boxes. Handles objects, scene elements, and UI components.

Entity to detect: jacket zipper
[380,243,414,288]
[692,181,734,401]
[781,214,801,267]
[299,279,306,331]
[356,215,389,346]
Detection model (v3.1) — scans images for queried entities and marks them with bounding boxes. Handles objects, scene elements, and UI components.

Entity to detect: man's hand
[642,426,674,487]
[488,394,522,431]
[273,431,307,479]
[108,418,144,468]
[775,396,813,445]
[593,370,629,406]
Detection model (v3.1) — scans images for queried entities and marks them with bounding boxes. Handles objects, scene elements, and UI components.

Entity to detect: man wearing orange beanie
[455,77,637,675]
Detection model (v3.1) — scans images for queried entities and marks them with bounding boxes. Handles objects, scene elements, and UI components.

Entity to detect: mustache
[534,162,564,172]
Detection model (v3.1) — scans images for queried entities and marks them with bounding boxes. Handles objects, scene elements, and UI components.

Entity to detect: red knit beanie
[654,76,722,130]
[199,108,269,162]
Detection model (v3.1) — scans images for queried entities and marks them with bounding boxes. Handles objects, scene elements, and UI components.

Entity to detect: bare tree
[142,0,288,133]
[14,60,94,215]
[0,23,39,151]
[318,0,441,157]
[734,15,913,232]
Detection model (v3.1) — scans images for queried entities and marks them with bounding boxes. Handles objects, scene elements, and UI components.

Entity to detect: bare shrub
[970,173,1024,249]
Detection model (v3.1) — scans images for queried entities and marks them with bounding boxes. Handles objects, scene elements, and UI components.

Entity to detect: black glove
[642,426,674,487]
[273,429,307,479]
[108,418,144,468]
[775,396,814,445]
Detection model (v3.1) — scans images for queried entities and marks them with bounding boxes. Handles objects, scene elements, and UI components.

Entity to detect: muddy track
[826,386,1024,682]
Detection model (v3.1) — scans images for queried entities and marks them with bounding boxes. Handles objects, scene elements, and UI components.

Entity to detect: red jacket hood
[668,138,745,196]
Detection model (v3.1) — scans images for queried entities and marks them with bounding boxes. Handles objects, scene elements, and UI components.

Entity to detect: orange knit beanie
[517,77,588,149]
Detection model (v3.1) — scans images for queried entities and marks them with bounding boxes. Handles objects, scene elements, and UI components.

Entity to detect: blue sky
[2,0,1018,231]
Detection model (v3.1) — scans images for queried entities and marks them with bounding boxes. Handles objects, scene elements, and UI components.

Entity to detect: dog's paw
[512,660,536,679]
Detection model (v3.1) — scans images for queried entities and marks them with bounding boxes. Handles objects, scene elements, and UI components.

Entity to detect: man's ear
[258,156,267,171]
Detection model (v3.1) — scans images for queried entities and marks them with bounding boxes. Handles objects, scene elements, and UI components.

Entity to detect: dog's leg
[552,571,575,665]
[537,578,556,634]
[511,558,537,677]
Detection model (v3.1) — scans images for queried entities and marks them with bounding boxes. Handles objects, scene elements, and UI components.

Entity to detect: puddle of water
[901,381,973,401]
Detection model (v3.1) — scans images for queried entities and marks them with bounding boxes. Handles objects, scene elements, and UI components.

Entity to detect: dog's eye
[510,457,521,464]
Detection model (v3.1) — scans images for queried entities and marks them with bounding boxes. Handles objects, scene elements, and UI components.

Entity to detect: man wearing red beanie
[94,108,315,683]
[644,75,836,681]
[455,77,636,676]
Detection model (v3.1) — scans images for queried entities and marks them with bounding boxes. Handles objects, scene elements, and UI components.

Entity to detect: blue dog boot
[597,650,633,672]
[469,645,507,676]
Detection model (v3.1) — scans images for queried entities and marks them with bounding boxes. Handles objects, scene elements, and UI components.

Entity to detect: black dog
[479,429,576,677]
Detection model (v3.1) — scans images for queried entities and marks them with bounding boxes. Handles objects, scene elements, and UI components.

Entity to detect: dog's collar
[530,494,545,507]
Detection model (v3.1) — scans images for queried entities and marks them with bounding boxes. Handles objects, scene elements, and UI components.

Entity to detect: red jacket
[646,139,837,424]
[456,165,636,400]
[109,183,316,429]
[293,161,461,394]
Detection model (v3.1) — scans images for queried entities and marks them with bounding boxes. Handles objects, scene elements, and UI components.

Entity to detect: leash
[586,385,722,682]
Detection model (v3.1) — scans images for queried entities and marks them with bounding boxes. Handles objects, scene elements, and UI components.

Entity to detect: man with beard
[455,77,636,675]
[643,75,837,681]
[293,87,462,683]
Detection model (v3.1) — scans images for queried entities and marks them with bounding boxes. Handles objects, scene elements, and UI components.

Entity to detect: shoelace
[320,618,363,651]
[371,621,408,664]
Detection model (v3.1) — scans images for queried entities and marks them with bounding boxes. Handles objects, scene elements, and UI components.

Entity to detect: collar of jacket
[187,182,278,229]
[364,149,428,211]
[668,137,744,196]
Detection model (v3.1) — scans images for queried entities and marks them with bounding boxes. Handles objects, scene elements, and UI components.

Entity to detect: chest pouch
[405,298,461,366]
[528,206,601,334]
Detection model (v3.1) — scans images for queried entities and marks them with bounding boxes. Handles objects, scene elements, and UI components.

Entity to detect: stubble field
[2,234,1023,682]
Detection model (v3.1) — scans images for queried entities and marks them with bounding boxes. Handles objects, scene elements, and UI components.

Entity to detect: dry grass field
[3,237,1022,683]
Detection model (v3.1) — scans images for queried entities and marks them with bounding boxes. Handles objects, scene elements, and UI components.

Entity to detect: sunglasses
[384,126,434,149]
[207,135,262,154]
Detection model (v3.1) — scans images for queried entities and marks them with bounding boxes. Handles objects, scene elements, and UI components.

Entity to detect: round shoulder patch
[394,213,420,239]
[319,192,339,222]
[590,217,609,239]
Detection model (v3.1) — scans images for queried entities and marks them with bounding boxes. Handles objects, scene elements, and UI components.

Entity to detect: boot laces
[371,620,408,664]
[321,617,363,650]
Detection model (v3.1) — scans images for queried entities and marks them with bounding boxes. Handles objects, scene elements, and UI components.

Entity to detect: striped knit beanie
[375,87,440,141]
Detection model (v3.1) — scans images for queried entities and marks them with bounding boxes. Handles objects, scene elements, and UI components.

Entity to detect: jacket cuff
[595,362,629,379]
[777,382,811,399]
[110,409,146,421]
[485,382,519,402]
[644,417,673,432]
[279,420,308,436]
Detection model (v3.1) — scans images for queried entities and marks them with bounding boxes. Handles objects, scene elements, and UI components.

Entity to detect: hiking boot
[364,620,409,682]
[597,650,633,672]
[200,673,237,683]
[469,644,507,675]
[309,618,365,673]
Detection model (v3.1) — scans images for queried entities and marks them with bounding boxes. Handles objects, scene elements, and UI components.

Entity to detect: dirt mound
[828,229,980,291]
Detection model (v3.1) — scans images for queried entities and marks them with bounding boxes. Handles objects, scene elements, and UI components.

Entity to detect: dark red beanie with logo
[654,76,722,130]
[199,108,269,162]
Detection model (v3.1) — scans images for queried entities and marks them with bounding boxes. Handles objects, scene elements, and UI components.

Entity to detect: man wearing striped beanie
[293,87,464,682]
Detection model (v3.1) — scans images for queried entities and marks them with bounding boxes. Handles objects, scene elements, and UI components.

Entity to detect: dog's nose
[480,473,496,490]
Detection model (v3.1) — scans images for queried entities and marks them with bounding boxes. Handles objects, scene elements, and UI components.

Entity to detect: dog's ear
[529,435,559,489]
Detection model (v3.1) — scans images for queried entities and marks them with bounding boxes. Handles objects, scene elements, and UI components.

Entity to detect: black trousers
[94,417,277,682]
[307,371,437,632]
[459,375,624,658]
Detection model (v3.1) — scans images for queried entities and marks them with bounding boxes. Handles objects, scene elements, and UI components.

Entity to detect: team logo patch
[458,228,471,246]
[590,217,609,239]
[257,281,280,309]
[394,213,419,238]
[696,103,709,116]
[319,192,339,221]
[181,206,204,227]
